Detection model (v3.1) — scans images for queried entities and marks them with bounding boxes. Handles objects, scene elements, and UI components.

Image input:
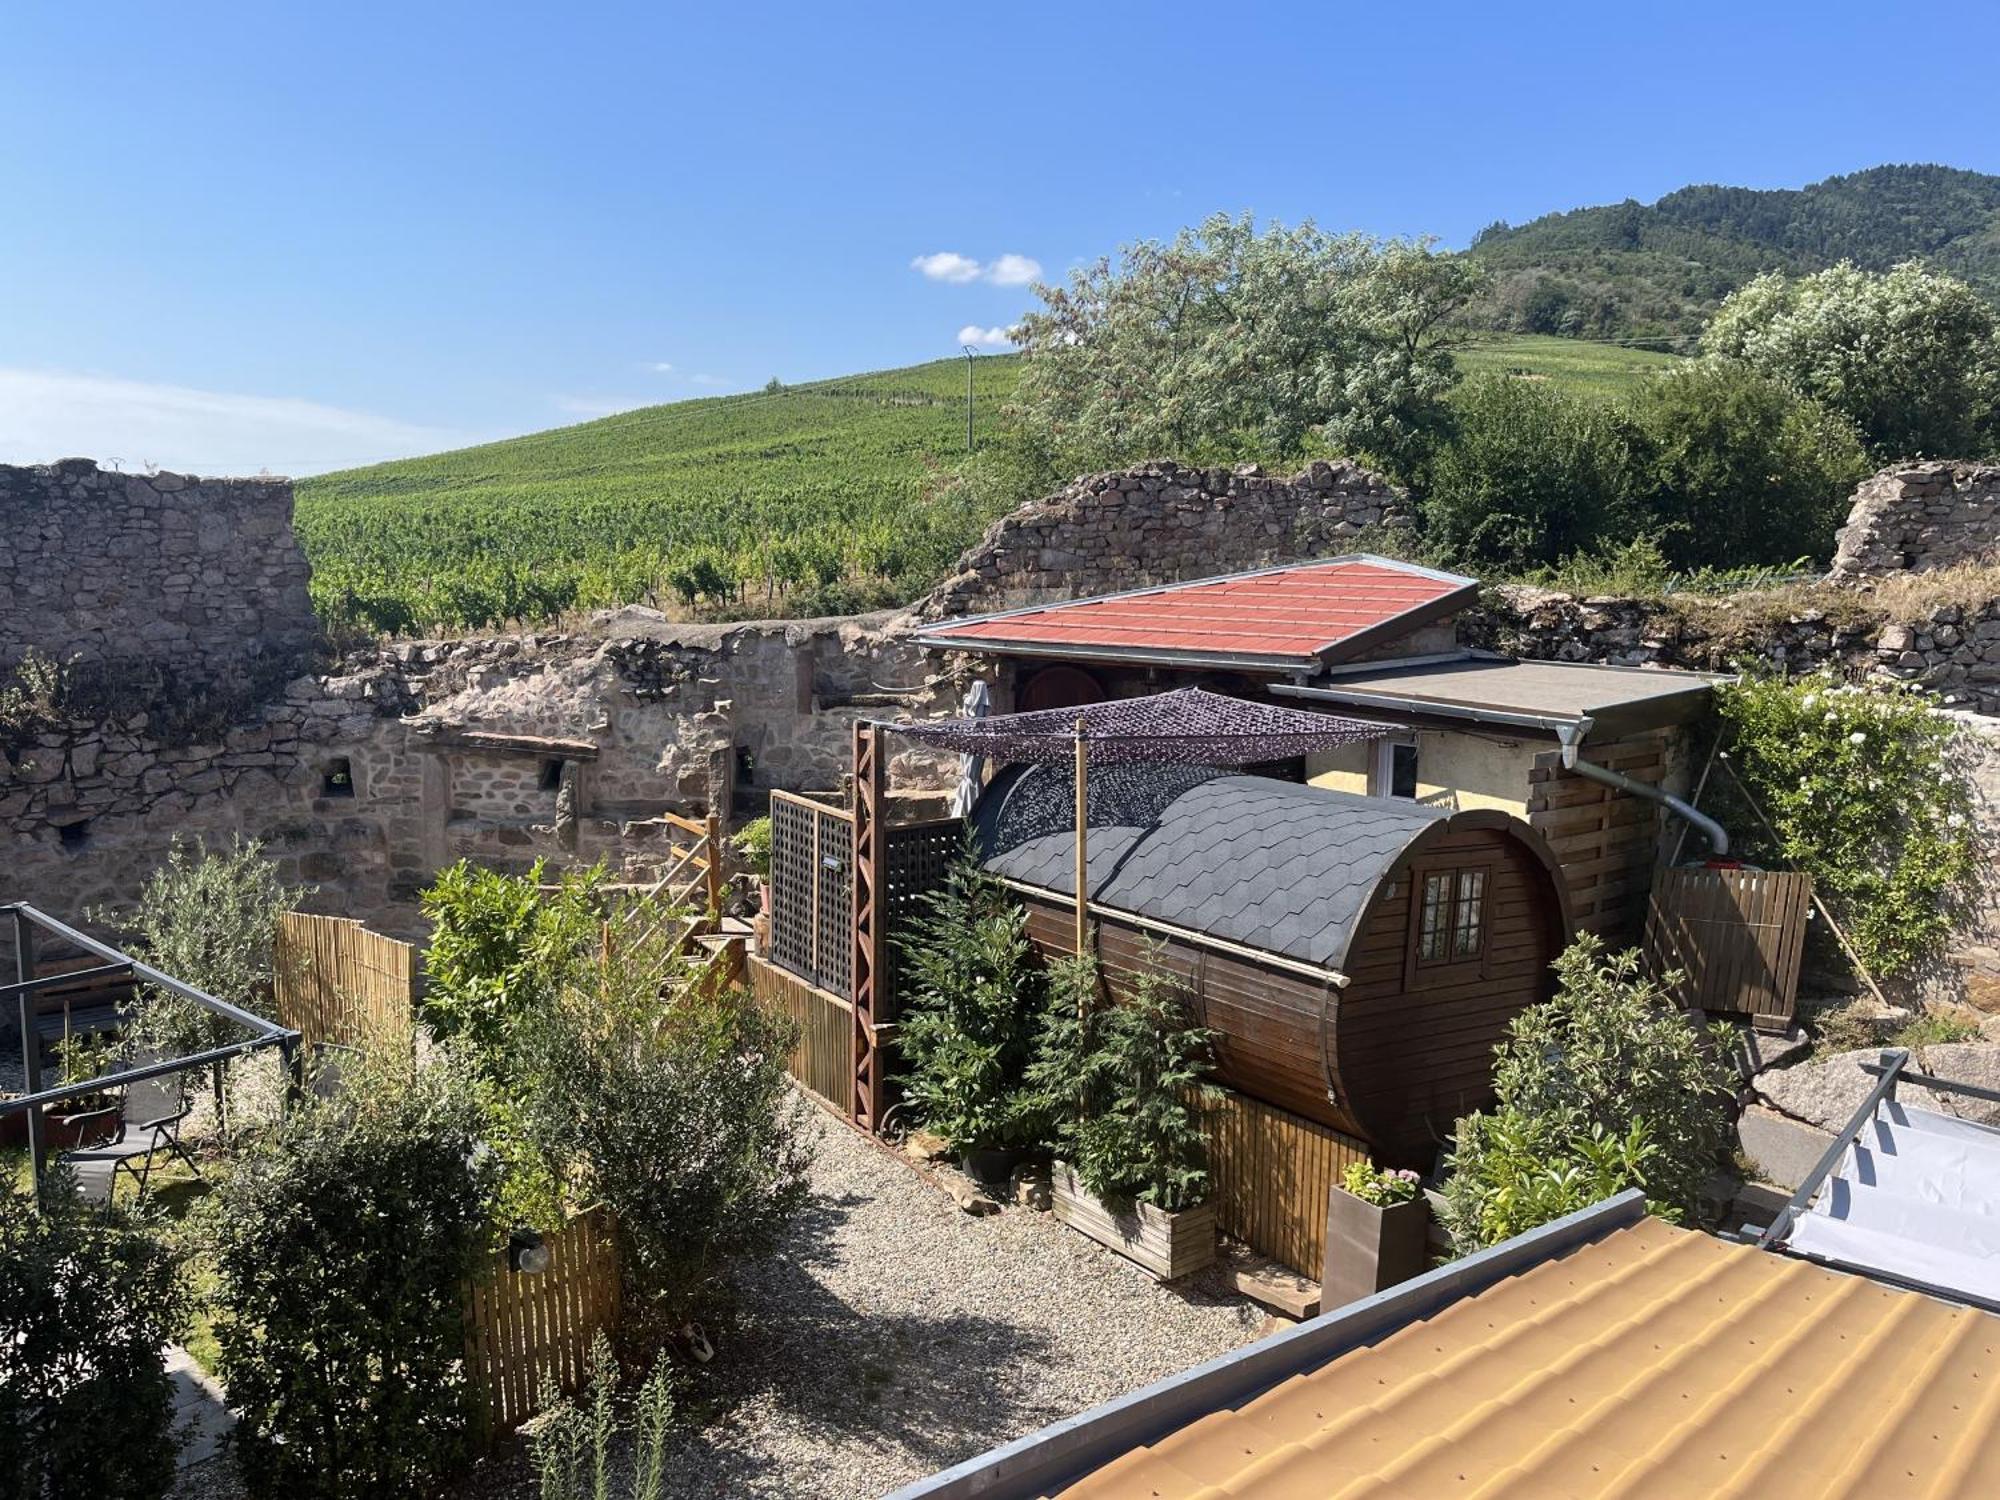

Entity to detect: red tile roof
[921,557,1477,667]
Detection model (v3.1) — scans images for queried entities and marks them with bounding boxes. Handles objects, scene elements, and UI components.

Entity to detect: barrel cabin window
[1412,864,1490,970]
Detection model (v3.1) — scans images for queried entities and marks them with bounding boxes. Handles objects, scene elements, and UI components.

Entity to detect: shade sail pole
[1074,717,1089,968]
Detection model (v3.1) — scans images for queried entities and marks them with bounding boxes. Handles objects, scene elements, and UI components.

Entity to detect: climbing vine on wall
[1715,669,1982,978]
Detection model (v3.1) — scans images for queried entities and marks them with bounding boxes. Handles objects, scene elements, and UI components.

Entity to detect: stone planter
[1321,1186,1430,1309]
[1051,1161,1215,1280]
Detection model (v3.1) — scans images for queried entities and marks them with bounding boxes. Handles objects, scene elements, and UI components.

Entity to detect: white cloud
[648,360,675,373]
[957,325,1017,350]
[985,253,1042,287]
[911,251,983,284]
[0,367,470,477]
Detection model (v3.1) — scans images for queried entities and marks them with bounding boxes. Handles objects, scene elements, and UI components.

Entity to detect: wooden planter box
[0,1100,120,1152]
[1052,1161,1215,1280]
[1321,1186,1430,1309]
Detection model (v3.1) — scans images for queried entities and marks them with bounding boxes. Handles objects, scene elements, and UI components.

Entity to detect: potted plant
[732,815,773,950]
[1033,951,1218,1280]
[1322,1160,1429,1306]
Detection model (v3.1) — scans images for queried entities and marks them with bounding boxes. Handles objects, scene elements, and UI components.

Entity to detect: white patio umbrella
[948,678,992,817]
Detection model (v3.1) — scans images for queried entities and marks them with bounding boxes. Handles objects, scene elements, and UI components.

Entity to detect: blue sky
[2,1,1996,475]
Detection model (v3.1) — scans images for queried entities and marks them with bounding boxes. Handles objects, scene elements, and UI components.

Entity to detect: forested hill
[1469,164,2000,341]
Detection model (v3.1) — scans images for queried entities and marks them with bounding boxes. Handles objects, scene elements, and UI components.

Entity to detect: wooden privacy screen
[769,791,854,999]
[881,816,963,1013]
[1643,865,1812,1031]
[1206,1087,1370,1279]
[272,912,419,1048]
[461,1208,622,1435]
[750,954,853,1110]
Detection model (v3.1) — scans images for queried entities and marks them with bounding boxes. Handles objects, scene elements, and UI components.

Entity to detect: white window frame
[1369,734,1419,799]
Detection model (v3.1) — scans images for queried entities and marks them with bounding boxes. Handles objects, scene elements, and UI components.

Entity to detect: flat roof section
[917,556,1479,671]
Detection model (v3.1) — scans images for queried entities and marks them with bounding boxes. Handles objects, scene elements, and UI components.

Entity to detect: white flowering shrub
[1717,670,1981,977]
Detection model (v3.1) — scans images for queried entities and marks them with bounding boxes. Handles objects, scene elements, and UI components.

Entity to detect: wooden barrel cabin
[973,765,1573,1169]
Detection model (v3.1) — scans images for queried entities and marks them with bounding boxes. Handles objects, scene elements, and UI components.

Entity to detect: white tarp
[1785,1101,2000,1305]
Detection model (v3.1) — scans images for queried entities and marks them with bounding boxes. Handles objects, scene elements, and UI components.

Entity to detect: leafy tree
[1011,212,1482,480]
[1701,260,2000,459]
[0,1174,191,1500]
[1621,357,1870,568]
[208,1041,501,1499]
[1420,374,1639,569]
[895,847,1044,1152]
[1028,952,1217,1212]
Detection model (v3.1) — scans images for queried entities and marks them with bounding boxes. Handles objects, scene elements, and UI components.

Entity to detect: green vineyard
[297,337,1672,635]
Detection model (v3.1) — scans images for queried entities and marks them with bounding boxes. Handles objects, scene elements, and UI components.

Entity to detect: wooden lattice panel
[882,817,965,1013]
[768,791,853,999]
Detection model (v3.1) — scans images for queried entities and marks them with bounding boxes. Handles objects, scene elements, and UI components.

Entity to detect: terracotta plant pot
[1321,1186,1430,1309]
[1051,1161,1215,1280]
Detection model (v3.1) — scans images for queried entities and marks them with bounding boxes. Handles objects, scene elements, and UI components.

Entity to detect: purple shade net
[886,687,1392,767]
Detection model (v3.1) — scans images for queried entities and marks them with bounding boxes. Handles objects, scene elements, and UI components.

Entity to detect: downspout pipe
[1558,718,1729,859]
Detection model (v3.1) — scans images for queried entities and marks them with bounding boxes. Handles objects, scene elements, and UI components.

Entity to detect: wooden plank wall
[749,954,855,1114]
[1206,1086,1370,1279]
[1644,866,1811,1030]
[272,911,419,1048]
[1527,732,1671,947]
[461,1208,621,1435]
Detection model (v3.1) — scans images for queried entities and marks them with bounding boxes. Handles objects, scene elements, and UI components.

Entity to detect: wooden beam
[1074,718,1089,970]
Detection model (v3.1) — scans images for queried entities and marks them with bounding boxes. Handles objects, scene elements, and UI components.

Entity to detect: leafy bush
[208,1041,500,1499]
[1441,1112,1663,1251]
[0,1174,191,1500]
[1028,953,1217,1212]
[420,858,605,1073]
[1891,1004,1982,1049]
[895,849,1046,1153]
[731,815,772,878]
[1440,936,1734,1252]
[512,929,811,1328]
[528,1332,677,1500]
[1716,670,1982,977]
[1342,1161,1423,1207]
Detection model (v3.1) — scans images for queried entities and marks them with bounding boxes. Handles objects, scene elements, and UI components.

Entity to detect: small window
[735,745,757,788]
[1415,865,1489,967]
[1371,737,1420,799]
[539,759,565,792]
[58,818,91,851]
[322,757,355,798]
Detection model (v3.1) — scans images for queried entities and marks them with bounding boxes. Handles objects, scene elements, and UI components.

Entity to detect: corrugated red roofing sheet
[926,558,1475,665]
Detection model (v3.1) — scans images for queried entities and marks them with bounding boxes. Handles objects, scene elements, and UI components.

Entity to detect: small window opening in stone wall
[58,819,91,851]
[539,758,566,792]
[735,745,757,787]
[323,757,356,798]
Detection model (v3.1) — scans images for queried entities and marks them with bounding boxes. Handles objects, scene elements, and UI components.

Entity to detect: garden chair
[57,1069,200,1206]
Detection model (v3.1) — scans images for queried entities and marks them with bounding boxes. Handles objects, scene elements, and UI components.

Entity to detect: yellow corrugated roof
[1058,1217,2000,1499]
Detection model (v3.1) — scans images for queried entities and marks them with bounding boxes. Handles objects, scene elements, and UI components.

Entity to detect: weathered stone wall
[1831,460,2000,578]
[0,459,318,696]
[924,459,1409,618]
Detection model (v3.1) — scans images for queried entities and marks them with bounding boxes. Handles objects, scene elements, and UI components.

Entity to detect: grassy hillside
[297,338,1669,634]
[1469,164,2000,340]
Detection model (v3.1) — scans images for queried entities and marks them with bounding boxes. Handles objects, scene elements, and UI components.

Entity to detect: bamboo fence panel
[1644,865,1812,1030]
[1205,1086,1370,1278]
[272,912,419,1048]
[749,955,854,1113]
[461,1208,622,1436]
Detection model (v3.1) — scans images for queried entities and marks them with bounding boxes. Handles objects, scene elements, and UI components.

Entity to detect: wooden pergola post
[851,721,888,1131]
[1074,717,1089,966]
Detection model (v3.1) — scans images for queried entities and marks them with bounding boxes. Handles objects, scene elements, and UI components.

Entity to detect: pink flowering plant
[1342,1160,1423,1207]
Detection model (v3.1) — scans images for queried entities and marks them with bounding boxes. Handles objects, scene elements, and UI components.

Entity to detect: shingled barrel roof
[974,765,1459,974]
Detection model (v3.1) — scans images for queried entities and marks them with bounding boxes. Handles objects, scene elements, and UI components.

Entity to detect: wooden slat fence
[750,954,854,1111]
[272,912,419,1048]
[769,791,854,998]
[1206,1086,1370,1279]
[1644,865,1812,1030]
[462,1208,622,1436]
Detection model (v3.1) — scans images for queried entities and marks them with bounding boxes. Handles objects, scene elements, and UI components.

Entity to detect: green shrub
[420,858,605,1073]
[1891,1004,1982,1049]
[1716,671,1982,978]
[1441,1111,1664,1251]
[731,815,772,878]
[1028,952,1217,1212]
[512,930,811,1329]
[208,1042,500,1499]
[895,849,1046,1153]
[0,1175,191,1500]
[528,1332,677,1500]
[1342,1160,1423,1207]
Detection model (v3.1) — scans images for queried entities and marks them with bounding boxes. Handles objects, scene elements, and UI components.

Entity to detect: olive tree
[1700,260,2000,460]
[1010,213,1482,482]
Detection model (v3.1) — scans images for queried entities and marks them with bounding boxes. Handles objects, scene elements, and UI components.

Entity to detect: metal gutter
[886,1190,1649,1500]
[992,874,1351,988]
[1556,719,1729,857]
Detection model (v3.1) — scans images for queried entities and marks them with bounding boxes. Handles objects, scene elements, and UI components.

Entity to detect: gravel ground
[173,1101,1266,1500]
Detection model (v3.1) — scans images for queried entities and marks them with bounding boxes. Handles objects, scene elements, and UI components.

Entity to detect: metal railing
[2,901,301,1202]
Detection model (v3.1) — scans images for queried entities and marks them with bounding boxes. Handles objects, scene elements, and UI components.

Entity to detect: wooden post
[14,909,46,1198]
[1074,718,1089,964]
[703,809,725,919]
[851,722,888,1132]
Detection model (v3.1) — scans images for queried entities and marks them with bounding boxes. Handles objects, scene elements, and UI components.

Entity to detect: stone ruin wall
[923,458,1409,618]
[1831,460,2000,579]
[0,459,318,696]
